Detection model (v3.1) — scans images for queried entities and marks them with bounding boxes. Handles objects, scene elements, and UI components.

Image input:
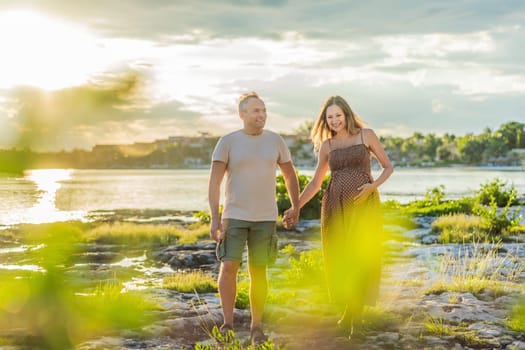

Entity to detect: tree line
[0,121,523,173]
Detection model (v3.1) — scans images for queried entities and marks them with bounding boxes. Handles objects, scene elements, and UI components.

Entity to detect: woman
[285,95,393,339]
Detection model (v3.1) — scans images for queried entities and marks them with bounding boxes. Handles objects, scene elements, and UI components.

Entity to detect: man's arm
[208,160,227,242]
[278,161,300,229]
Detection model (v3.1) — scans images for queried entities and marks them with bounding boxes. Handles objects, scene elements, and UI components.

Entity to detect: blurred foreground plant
[0,222,159,349]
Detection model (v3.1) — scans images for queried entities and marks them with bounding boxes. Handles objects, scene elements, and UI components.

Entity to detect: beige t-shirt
[212,129,292,221]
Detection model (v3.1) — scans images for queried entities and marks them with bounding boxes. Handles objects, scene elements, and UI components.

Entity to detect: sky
[0,0,524,151]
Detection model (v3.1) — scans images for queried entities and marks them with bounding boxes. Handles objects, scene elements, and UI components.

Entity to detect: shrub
[473,192,522,236]
[475,178,519,207]
[276,172,329,220]
[285,248,325,286]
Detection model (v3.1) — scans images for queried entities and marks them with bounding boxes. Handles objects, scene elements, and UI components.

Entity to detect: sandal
[250,326,268,347]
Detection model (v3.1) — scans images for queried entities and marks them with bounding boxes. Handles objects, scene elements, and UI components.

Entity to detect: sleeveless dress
[320,131,383,310]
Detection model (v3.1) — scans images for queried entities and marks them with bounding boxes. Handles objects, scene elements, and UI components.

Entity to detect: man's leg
[218,260,240,327]
[248,263,268,329]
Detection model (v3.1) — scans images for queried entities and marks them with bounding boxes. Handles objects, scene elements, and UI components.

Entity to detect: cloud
[0,1,523,150]
[0,69,207,150]
[3,0,522,42]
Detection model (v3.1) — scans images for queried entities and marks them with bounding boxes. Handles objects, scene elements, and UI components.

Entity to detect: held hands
[210,218,224,242]
[283,207,299,230]
[354,183,376,204]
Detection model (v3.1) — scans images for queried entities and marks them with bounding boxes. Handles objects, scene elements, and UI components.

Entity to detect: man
[208,91,300,346]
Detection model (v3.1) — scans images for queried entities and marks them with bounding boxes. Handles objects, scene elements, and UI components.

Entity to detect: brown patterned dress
[321,133,383,310]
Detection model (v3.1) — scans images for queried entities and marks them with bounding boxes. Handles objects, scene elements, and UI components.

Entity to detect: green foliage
[234,280,250,309]
[403,186,474,217]
[473,192,522,236]
[279,244,297,256]
[401,180,522,239]
[0,223,159,349]
[0,149,32,174]
[475,178,519,207]
[276,172,329,220]
[194,206,223,224]
[507,298,525,332]
[195,325,276,349]
[284,248,325,286]
[194,210,211,224]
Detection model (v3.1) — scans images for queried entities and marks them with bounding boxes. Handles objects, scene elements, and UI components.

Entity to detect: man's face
[241,98,267,130]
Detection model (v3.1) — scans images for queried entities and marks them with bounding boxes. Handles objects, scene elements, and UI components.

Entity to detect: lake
[0,167,524,226]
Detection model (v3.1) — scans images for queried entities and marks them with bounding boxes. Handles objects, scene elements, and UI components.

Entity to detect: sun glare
[0,10,108,90]
[23,169,80,224]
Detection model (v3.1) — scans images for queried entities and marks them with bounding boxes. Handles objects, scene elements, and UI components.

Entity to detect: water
[0,167,523,226]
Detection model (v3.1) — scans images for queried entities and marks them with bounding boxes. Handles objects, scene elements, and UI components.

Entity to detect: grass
[195,325,277,349]
[507,298,525,332]
[84,221,209,245]
[425,243,524,298]
[7,221,210,246]
[163,270,217,293]
[422,316,497,348]
[424,316,453,337]
[431,214,489,243]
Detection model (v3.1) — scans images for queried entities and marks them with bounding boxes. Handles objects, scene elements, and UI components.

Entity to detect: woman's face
[325,104,346,133]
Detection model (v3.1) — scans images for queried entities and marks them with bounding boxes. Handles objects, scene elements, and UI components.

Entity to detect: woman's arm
[365,128,394,189]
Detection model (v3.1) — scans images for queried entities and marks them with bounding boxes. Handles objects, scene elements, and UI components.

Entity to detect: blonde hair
[310,95,365,151]
[238,91,261,114]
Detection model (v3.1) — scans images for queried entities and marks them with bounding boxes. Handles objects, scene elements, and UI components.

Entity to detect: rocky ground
[1,211,524,349]
[73,215,525,350]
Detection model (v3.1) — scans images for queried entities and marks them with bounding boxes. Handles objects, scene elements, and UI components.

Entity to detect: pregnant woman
[285,95,393,339]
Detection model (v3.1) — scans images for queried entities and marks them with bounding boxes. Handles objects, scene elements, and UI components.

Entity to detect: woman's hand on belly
[354,182,376,204]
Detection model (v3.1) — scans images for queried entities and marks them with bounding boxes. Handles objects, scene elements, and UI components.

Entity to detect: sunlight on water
[0,244,44,255]
[4,169,86,225]
[0,264,45,272]
[0,244,45,272]
[109,253,175,291]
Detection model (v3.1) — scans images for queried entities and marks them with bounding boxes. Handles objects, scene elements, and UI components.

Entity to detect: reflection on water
[26,169,72,219]
[0,244,46,272]
[110,253,175,291]
[0,264,45,272]
[0,169,86,226]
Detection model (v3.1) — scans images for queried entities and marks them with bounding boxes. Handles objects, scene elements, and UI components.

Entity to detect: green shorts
[216,219,278,266]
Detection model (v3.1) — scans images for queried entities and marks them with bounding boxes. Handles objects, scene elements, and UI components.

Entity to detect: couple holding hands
[208,91,393,345]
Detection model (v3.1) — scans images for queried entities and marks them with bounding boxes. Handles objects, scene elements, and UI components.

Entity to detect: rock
[421,292,502,323]
[507,341,525,350]
[376,332,399,342]
[166,250,217,268]
[421,234,439,244]
[76,251,126,264]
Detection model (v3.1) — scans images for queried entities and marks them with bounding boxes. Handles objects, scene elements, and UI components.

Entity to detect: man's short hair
[238,92,260,114]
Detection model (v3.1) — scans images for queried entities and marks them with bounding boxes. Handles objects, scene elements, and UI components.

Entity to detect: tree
[496,121,525,149]
[457,134,486,164]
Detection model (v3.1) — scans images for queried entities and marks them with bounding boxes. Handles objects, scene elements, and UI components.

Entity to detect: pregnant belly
[329,169,372,200]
